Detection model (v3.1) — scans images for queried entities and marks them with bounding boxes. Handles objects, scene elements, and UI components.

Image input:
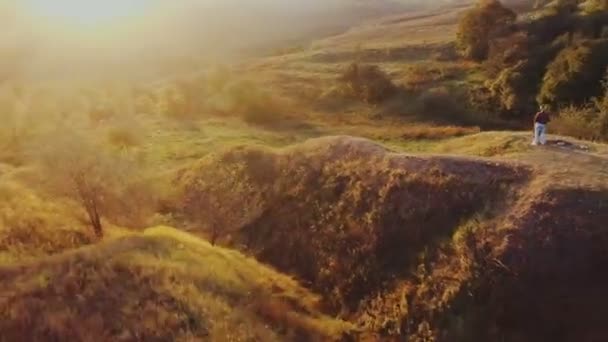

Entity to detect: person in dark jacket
[532,105,551,146]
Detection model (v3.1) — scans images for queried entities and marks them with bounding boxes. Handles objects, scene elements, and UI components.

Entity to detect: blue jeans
[533,123,546,145]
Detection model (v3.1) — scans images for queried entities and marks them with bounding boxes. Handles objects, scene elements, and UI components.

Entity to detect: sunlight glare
[24,0,155,25]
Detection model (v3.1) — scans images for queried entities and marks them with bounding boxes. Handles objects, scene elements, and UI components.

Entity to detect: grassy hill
[3,123,608,341]
[174,133,608,340]
[0,226,352,341]
[242,0,608,134]
[176,135,529,310]
[2,0,608,341]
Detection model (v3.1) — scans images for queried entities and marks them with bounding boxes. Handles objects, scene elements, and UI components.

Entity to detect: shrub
[482,30,570,119]
[524,4,578,44]
[552,72,608,141]
[579,3,608,38]
[0,183,93,261]
[416,87,466,122]
[552,105,605,140]
[402,63,463,91]
[203,76,281,125]
[595,74,608,114]
[467,85,500,116]
[486,61,537,117]
[31,129,151,237]
[223,80,279,125]
[583,0,608,14]
[484,31,531,78]
[159,79,207,122]
[538,39,608,106]
[593,74,608,137]
[106,119,144,150]
[337,63,397,104]
[456,0,517,61]
[159,73,281,125]
[179,151,265,245]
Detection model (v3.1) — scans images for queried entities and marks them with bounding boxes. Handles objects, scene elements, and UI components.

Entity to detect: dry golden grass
[176,136,529,314]
[0,181,94,264]
[171,131,608,340]
[311,4,466,50]
[430,131,534,156]
[314,116,480,141]
[0,226,352,341]
[2,2,608,340]
[4,122,608,341]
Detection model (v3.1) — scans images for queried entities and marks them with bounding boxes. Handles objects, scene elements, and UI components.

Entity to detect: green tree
[487,62,534,115]
[483,32,551,117]
[583,0,608,13]
[594,70,608,137]
[597,71,608,112]
[456,0,517,61]
[538,39,608,106]
[581,0,608,38]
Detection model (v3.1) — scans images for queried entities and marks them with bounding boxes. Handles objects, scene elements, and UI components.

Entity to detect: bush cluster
[336,63,397,104]
[454,0,608,125]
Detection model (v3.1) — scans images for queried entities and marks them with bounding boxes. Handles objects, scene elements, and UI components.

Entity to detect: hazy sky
[0,0,413,79]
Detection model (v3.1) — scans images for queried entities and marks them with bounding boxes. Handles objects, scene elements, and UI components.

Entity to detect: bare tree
[32,129,136,238]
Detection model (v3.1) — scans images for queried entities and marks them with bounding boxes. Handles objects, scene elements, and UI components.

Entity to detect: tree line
[457,0,608,138]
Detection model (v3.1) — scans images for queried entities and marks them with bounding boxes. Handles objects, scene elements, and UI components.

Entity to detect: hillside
[177,136,529,309]
[175,133,608,340]
[4,131,607,340]
[2,0,608,341]
[0,226,352,341]
[243,0,608,137]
